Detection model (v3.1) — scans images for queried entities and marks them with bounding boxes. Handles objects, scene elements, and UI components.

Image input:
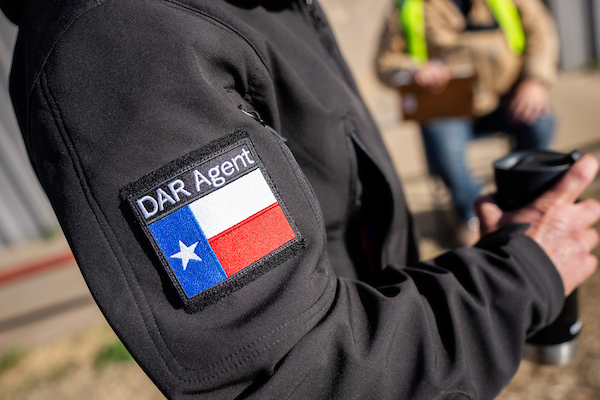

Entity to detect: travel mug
[494,149,582,365]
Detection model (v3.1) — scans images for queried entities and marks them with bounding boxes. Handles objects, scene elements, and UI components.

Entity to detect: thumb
[540,153,599,205]
[475,195,504,235]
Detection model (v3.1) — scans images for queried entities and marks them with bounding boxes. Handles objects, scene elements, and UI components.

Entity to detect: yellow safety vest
[397,0,526,63]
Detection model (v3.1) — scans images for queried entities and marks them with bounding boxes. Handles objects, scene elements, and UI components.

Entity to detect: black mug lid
[494,150,582,173]
[493,150,581,210]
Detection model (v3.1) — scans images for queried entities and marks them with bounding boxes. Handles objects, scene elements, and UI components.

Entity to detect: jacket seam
[505,234,564,323]
[39,69,174,374]
[347,128,395,269]
[29,0,109,99]
[29,0,272,107]
[163,0,273,81]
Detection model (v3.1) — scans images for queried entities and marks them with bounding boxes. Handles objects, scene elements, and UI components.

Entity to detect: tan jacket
[375,0,559,116]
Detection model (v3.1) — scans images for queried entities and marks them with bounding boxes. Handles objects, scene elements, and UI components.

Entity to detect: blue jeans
[421,105,555,223]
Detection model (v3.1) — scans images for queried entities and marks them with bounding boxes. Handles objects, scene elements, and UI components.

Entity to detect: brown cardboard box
[397,75,476,123]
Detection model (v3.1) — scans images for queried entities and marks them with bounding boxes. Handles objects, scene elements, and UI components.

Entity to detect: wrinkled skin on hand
[476,154,600,296]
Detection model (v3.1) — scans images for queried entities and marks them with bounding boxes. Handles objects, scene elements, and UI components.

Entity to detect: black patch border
[121,131,304,312]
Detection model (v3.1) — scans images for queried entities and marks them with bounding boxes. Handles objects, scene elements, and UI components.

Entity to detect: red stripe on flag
[208,203,295,276]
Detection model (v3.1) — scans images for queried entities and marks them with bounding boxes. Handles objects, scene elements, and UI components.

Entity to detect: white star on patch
[170,240,202,270]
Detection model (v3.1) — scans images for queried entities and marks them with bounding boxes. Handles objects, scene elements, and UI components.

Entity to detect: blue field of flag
[149,206,227,298]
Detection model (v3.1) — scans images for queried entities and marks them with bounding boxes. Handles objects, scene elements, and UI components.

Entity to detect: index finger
[542,153,599,204]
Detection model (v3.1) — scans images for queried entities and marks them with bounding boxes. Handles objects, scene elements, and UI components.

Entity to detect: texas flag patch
[122,134,301,310]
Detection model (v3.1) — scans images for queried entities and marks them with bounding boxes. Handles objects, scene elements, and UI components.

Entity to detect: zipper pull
[305,0,325,27]
[240,108,287,142]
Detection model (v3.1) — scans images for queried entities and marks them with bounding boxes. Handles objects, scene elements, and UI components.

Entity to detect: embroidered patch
[121,133,302,311]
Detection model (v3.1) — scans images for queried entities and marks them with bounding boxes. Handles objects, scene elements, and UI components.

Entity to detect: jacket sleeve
[14,1,564,399]
[374,5,422,87]
[513,0,559,86]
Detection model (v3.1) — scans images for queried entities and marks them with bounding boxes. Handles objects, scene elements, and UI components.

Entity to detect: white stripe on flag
[188,169,277,239]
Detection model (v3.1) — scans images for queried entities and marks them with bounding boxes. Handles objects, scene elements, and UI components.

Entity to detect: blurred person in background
[376,0,559,246]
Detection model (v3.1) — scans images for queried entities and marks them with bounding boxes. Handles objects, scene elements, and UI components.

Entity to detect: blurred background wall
[547,0,600,70]
[0,14,57,249]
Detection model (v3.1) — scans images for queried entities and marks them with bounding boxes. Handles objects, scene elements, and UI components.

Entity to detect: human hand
[475,154,600,295]
[508,79,551,125]
[414,60,452,94]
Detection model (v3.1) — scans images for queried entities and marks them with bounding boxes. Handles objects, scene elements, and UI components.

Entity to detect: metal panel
[547,0,594,70]
[0,14,58,247]
[590,0,600,61]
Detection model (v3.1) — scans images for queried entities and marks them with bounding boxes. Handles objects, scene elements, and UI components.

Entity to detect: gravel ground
[0,325,165,400]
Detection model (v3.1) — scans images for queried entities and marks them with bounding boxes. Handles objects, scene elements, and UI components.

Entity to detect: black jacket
[5,0,564,398]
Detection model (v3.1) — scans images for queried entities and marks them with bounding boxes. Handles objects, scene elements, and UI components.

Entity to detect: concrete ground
[0,233,104,354]
[1,0,600,356]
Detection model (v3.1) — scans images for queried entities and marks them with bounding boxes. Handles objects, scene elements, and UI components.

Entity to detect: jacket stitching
[163,0,269,108]
[29,0,109,99]
[163,0,272,81]
[39,70,172,372]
